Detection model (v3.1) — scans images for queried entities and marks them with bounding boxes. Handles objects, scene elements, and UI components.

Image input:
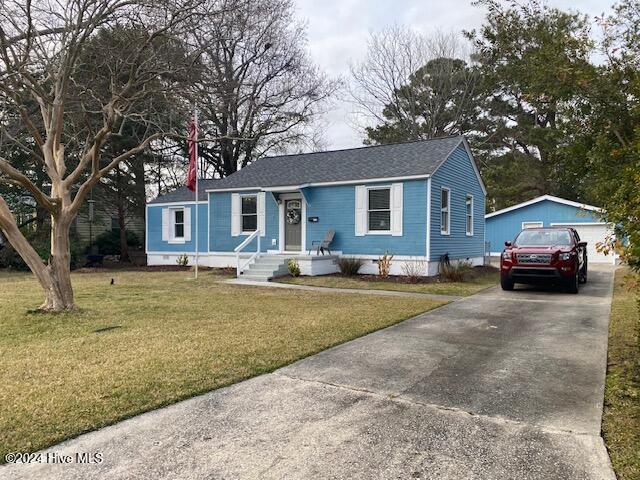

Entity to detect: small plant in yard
[288,258,301,277]
[378,251,393,279]
[440,260,473,282]
[176,254,189,267]
[401,259,427,283]
[338,257,364,276]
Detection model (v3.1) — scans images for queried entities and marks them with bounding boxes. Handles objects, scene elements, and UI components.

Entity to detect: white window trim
[240,194,258,236]
[522,221,543,230]
[366,185,392,235]
[440,187,450,236]
[168,207,185,244]
[466,194,474,236]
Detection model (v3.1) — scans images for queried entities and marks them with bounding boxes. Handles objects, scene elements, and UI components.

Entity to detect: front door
[284,199,302,251]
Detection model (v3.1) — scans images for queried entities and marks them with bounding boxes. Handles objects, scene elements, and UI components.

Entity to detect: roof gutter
[204,174,432,193]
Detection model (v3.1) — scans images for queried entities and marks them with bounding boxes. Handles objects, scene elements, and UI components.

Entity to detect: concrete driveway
[4,266,616,480]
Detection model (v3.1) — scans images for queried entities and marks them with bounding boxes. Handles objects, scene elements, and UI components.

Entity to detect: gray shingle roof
[149,136,466,203]
[208,136,464,190]
[148,179,219,204]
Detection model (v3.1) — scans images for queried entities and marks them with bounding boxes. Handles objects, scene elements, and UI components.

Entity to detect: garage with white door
[551,222,616,264]
[485,195,617,264]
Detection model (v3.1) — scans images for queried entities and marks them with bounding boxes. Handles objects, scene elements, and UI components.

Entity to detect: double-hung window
[241,195,257,233]
[173,208,185,240]
[368,187,391,232]
[466,195,474,236]
[440,188,450,235]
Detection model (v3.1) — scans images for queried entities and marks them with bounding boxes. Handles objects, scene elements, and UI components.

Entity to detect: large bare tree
[0,0,204,311]
[191,0,338,177]
[349,26,480,143]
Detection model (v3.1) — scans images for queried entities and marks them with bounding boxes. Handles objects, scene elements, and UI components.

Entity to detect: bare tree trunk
[0,197,75,310]
[45,215,75,310]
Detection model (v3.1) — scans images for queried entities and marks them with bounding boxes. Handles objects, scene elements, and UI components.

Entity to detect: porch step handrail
[234,229,261,276]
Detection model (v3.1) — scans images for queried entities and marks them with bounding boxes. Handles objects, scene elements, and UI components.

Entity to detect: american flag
[185,115,198,192]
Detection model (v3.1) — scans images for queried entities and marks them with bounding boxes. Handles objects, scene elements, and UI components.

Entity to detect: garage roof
[485,195,603,219]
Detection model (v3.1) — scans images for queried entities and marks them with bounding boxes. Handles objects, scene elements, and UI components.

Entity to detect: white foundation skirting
[147,253,237,268]
[146,253,485,277]
[356,256,485,277]
[296,256,339,276]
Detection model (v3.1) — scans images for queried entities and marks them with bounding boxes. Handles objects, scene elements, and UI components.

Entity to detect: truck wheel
[579,260,588,284]
[501,273,514,291]
[566,268,579,294]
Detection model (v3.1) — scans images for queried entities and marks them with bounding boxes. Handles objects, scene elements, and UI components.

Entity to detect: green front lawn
[0,270,444,460]
[602,268,640,480]
[277,269,499,297]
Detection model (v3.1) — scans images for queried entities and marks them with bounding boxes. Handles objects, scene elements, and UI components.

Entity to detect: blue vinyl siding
[306,180,427,256]
[485,200,604,252]
[146,203,208,252]
[209,191,279,252]
[429,145,486,260]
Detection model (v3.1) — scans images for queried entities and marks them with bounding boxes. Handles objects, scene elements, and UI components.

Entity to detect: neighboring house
[485,195,616,264]
[146,136,487,277]
[74,202,145,249]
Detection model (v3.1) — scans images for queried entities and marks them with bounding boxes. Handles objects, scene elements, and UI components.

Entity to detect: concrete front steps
[239,255,289,281]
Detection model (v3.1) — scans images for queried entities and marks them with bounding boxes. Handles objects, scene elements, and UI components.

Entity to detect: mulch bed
[329,265,498,284]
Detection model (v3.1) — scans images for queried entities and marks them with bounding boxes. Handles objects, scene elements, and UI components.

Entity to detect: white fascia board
[206,187,262,193]
[263,185,306,192]
[147,251,237,256]
[485,195,604,219]
[463,137,488,196]
[204,174,431,193]
[550,222,611,226]
[147,200,198,207]
[428,137,487,196]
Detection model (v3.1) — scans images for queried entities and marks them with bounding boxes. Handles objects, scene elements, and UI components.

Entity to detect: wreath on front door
[286,207,301,225]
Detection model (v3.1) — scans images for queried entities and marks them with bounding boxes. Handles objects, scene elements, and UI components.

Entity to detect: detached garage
[486,195,616,264]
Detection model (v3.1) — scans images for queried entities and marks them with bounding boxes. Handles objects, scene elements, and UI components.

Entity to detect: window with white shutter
[441,187,450,235]
[162,208,170,241]
[354,186,366,236]
[231,193,241,236]
[466,195,473,236]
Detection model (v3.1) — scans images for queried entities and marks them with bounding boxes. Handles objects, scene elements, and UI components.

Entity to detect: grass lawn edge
[601,267,640,480]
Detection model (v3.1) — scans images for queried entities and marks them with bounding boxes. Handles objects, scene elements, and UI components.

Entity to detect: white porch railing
[234,229,261,276]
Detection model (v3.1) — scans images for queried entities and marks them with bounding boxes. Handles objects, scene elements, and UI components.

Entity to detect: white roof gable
[485,195,603,219]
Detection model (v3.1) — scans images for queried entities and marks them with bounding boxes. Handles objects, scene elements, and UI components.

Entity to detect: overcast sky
[294,0,612,150]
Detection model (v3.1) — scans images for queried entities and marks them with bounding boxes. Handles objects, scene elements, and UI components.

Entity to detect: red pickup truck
[500,227,588,293]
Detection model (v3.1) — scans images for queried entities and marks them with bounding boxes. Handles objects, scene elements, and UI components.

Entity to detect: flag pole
[194,104,199,280]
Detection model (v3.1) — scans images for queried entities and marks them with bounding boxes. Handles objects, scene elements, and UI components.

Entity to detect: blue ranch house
[146,136,487,278]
